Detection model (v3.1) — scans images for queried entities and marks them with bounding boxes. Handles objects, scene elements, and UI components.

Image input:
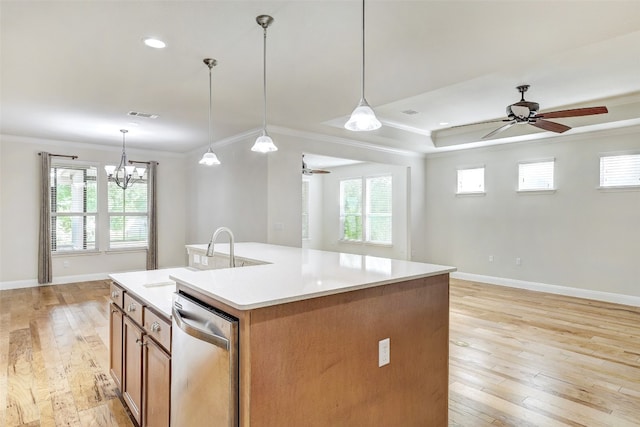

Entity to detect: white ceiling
[2,1,640,155]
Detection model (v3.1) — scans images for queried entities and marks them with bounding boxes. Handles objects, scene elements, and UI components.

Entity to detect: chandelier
[104,129,145,189]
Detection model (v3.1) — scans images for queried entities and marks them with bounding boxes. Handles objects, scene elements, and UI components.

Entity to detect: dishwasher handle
[172,307,230,351]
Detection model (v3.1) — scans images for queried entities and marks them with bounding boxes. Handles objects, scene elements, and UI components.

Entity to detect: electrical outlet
[516,257,521,266]
[63,260,69,268]
[193,254,201,264]
[201,257,208,266]
[379,338,390,367]
[489,255,494,262]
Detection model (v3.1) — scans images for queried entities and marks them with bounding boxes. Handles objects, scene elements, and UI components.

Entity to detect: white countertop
[174,243,455,310]
[109,268,185,317]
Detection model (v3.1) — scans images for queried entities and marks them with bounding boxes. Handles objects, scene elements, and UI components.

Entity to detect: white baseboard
[451,272,640,308]
[0,272,110,291]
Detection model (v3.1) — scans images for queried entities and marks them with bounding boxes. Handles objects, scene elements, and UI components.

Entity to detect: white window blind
[340,176,392,244]
[302,179,310,240]
[518,160,555,191]
[457,167,485,194]
[600,154,640,187]
[108,179,148,249]
[50,163,98,252]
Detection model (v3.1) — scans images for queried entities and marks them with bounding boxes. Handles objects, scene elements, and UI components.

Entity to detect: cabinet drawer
[124,293,144,326]
[143,307,171,352]
[110,282,125,308]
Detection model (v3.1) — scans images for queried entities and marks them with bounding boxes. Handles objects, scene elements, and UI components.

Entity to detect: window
[340,176,392,244]
[302,179,310,240]
[108,178,148,249]
[457,167,485,194]
[50,163,98,252]
[600,154,640,188]
[518,160,555,191]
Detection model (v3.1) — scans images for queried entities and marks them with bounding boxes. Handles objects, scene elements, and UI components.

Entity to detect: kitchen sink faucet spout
[206,227,236,267]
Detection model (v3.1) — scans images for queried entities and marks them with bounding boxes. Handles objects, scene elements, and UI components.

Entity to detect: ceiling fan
[302,155,331,175]
[463,85,608,139]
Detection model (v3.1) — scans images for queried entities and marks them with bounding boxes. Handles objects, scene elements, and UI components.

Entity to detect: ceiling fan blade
[530,119,571,133]
[534,106,608,119]
[482,121,516,139]
[449,118,511,129]
[310,169,330,174]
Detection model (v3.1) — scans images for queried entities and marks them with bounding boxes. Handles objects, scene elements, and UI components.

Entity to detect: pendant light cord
[360,0,366,101]
[262,25,268,133]
[208,65,213,149]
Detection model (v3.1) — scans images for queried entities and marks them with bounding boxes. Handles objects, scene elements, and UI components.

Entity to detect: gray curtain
[146,161,158,270]
[38,152,52,284]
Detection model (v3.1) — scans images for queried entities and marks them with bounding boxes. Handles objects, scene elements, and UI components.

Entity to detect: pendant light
[199,58,221,165]
[105,129,145,189]
[251,15,278,153]
[345,0,381,132]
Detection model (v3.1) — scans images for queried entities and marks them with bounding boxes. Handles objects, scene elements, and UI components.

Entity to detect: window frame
[456,166,485,195]
[107,177,149,251]
[50,160,100,255]
[517,158,556,193]
[339,174,393,246]
[598,152,640,190]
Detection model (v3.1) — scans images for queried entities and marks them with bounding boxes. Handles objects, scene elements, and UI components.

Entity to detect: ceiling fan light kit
[480,84,608,139]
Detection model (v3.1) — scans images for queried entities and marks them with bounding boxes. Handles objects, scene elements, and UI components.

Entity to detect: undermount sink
[188,252,268,271]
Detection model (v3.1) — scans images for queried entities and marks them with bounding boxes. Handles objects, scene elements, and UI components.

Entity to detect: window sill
[455,191,486,197]
[517,189,556,195]
[106,247,148,254]
[597,185,640,192]
[53,250,100,257]
[338,240,393,248]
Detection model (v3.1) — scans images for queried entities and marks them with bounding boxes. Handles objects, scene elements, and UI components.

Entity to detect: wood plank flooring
[1,278,639,426]
[449,278,640,426]
[0,281,133,427]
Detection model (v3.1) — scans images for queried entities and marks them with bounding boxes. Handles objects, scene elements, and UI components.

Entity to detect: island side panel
[247,274,449,427]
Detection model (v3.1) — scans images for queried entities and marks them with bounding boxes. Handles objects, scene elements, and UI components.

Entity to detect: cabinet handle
[135,338,147,347]
[151,321,161,332]
[127,303,136,312]
[111,291,120,298]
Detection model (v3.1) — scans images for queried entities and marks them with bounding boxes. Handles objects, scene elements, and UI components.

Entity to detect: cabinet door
[109,304,124,391]
[123,316,144,425]
[143,336,171,427]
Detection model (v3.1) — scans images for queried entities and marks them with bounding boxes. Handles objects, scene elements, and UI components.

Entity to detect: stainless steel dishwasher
[171,291,239,427]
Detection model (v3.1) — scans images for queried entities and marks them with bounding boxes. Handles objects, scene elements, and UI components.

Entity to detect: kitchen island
[110,243,455,426]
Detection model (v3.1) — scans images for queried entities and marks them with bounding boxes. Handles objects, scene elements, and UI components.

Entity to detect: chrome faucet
[206,227,236,268]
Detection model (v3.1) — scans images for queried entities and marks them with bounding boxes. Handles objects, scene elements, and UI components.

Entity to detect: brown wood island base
[177,273,450,427]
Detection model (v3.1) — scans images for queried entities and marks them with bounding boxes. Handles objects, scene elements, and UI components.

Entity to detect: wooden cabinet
[109,303,124,390]
[143,336,171,427]
[109,281,172,427]
[123,315,144,425]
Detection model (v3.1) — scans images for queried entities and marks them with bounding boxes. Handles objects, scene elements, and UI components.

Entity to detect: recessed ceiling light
[439,122,449,126]
[143,37,166,49]
[401,109,419,115]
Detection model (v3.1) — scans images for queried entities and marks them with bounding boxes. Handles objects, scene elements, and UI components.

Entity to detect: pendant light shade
[252,15,278,153]
[199,58,221,165]
[345,0,381,132]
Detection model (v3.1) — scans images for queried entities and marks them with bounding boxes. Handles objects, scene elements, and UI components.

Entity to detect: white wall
[424,127,640,298]
[317,162,409,260]
[185,138,268,245]
[302,174,324,250]
[0,135,187,287]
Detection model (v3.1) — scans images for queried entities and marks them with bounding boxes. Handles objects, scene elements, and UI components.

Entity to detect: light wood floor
[1,279,639,426]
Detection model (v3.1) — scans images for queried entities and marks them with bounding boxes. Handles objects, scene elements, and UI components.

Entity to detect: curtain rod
[129,160,159,165]
[38,152,78,160]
